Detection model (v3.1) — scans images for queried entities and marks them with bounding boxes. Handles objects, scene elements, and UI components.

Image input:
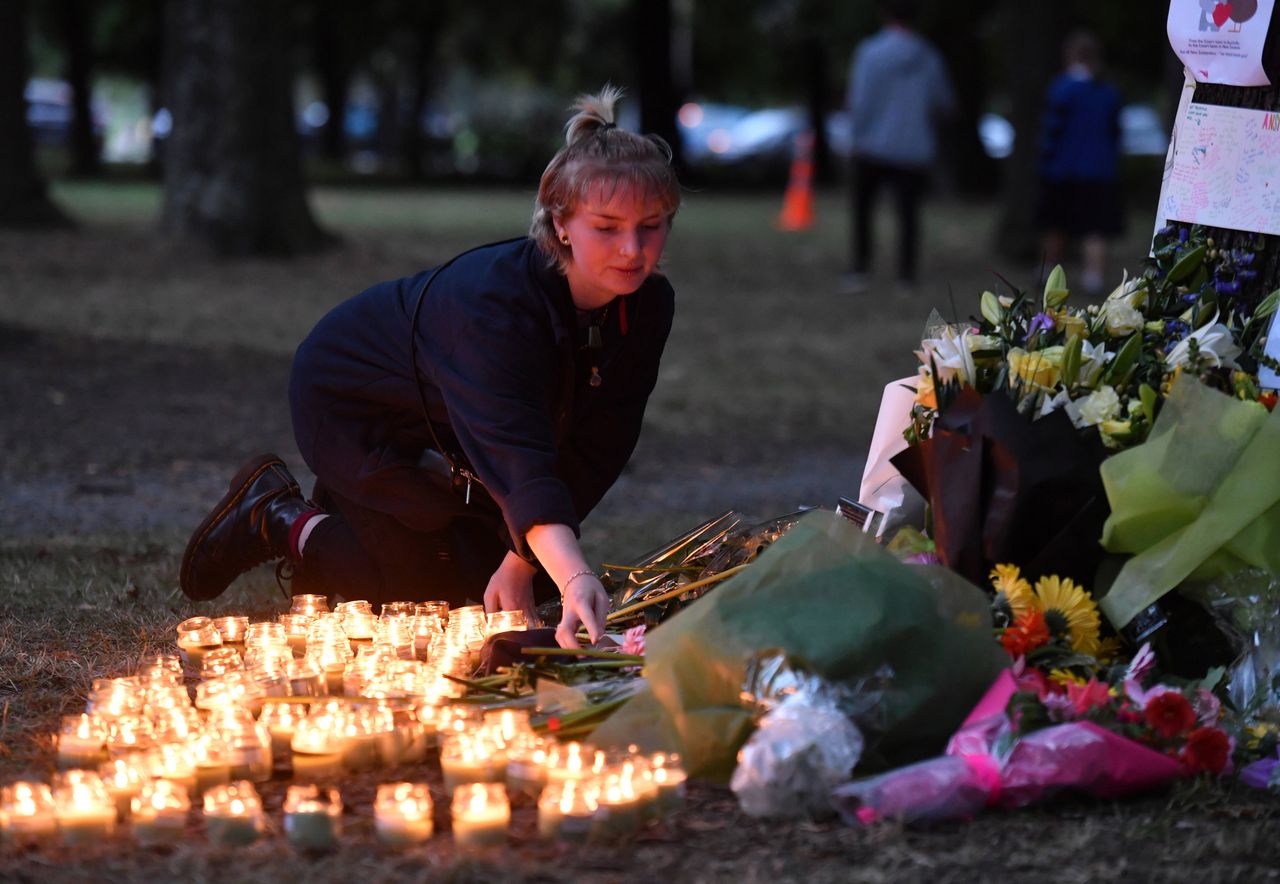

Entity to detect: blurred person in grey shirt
[842,0,955,293]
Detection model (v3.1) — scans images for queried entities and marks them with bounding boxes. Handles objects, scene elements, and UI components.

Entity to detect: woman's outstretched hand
[557,574,609,649]
[483,551,539,627]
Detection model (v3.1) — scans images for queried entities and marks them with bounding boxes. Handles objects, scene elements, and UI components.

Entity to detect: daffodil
[1034,575,1101,656]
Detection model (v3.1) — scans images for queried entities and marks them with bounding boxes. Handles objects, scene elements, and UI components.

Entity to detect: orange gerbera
[1000,609,1050,658]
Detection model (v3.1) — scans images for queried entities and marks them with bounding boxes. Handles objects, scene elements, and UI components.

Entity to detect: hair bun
[564,85,623,146]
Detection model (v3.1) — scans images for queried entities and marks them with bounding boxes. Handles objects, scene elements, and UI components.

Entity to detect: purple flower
[1026,312,1055,340]
[1215,279,1241,295]
[1179,227,1190,243]
[1231,250,1255,266]
[1126,642,1156,683]
[1238,269,1257,282]
[1158,224,1176,237]
[903,551,942,565]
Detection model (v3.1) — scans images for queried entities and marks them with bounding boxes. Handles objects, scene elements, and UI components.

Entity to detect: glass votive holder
[138,744,198,796]
[138,655,184,684]
[589,771,640,842]
[291,717,346,779]
[175,616,223,670]
[258,701,303,755]
[2,781,57,844]
[202,780,264,846]
[105,713,155,758]
[57,713,110,770]
[435,704,484,743]
[213,615,250,649]
[286,657,327,697]
[343,611,377,648]
[87,677,145,717]
[650,752,687,813]
[374,782,433,845]
[484,708,533,744]
[190,731,232,798]
[415,600,450,624]
[341,707,380,773]
[53,770,117,845]
[537,778,597,843]
[440,733,503,795]
[450,783,509,851]
[283,784,342,852]
[486,609,529,636]
[380,601,416,619]
[200,645,244,679]
[545,741,592,785]
[99,757,146,819]
[290,594,329,617]
[131,779,189,846]
[504,732,550,798]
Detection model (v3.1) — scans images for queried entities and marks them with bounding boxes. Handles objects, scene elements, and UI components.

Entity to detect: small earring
[559,233,570,246]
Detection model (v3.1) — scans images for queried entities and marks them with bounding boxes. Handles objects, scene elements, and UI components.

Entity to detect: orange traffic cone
[776,131,816,231]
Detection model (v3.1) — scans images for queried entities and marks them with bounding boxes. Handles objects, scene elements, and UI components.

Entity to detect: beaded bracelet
[561,569,597,597]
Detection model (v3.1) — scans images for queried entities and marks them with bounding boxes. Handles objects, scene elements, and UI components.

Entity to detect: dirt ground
[5,185,1280,881]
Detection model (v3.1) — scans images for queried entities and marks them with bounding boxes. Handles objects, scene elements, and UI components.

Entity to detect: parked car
[977,104,1169,160]
[24,78,105,145]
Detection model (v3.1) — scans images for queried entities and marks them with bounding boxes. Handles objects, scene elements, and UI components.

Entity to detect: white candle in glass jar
[374,783,433,845]
[54,771,116,845]
[450,783,509,851]
[1,781,57,844]
[283,785,342,852]
[130,780,189,846]
[202,781,264,846]
[57,714,109,770]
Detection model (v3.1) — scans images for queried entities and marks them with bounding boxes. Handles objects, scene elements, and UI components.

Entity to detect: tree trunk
[633,0,683,171]
[60,0,100,178]
[932,2,999,196]
[0,0,72,227]
[311,0,350,165]
[161,0,330,256]
[803,34,832,185]
[993,0,1068,263]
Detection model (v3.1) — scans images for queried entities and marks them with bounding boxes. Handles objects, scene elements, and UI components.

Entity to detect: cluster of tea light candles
[1,596,685,849]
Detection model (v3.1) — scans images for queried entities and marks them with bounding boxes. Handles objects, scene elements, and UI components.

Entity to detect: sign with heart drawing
[1167,0,1280,85]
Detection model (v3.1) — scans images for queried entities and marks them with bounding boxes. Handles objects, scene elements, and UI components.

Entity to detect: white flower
[918,326,976,386]
[1102,301,1144,337]
[1077,340,1114,388]
[965,334,1000,353]
[1066,385,1121,428]
[1106,270,1146,308]
[1165,314,1242,369]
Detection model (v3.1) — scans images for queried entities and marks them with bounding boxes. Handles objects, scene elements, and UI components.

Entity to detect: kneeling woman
[180,88,681,649]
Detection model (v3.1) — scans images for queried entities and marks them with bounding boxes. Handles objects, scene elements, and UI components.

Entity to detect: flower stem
[521,647,643,662]
[604,562,751,623]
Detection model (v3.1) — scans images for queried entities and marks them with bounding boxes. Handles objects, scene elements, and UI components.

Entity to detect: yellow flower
[989,564,1034,619]
[1034,575,1101,656]
[914,368,937,410]
[1007,346,1064,390]
[1050,309,1087,341]
[1094,636,1123,663]
[1048,668,1086,688]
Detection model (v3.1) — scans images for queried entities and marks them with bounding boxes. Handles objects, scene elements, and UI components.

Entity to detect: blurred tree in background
[160,0,329,255]
[0,0,70,227]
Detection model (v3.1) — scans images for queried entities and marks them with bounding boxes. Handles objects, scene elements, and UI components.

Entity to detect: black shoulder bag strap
[407,238,527,505]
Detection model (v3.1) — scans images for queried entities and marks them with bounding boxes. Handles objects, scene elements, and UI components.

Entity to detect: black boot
[180,453,318,600]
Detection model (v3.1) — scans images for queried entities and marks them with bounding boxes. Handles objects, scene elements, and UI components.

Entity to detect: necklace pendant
[589,366,603,387]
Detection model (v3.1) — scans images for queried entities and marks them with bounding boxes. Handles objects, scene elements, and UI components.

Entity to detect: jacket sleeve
[557,281,675,520]
[422,286,580,557]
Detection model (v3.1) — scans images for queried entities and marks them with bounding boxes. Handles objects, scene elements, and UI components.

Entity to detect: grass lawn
[2,180,1276,882]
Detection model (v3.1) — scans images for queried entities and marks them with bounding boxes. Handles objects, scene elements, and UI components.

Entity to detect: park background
[5,1,1277,881]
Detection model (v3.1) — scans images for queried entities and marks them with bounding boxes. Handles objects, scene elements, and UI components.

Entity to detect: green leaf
[1139,383,1157,424]
[980,290,1003,326]
[1061,333,1083,389]
[1043,265,1069,309]
[1167,244,1206,284]
[1104,333,1142,387]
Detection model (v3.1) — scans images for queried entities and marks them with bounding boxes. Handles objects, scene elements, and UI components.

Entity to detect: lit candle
[213,615,250,652]
[1,781,57,845]
[138,744,198,796]
[199,645,244,679]
[258,702,302,756]
[99,758,146,819]
[450,783,509,851]
[286,657,326,697]
[650,752,687,813]
[485,609,529,637]
[279,614,312,658]
[175,616,223,671]
[291,717,346,779]
[202,781,264,846]
[191,732,233,798]
[283,784,342,852]
[53,770,117,845]
[56,713,109,770]
[537,779,597,843]
[290,594,329,617]
[589,771,640,842]
[374,783,433,846]
[504,732,550,798]
[440,733,502,794]
[130,780,189,846]
[545,741,591,785]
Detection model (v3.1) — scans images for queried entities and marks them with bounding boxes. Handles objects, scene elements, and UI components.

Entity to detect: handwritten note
[1159,102,1280,236]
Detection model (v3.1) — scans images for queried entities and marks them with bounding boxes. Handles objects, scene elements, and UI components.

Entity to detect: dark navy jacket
[289,237,674,557]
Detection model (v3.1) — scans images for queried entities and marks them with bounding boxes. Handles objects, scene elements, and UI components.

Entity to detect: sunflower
[989,564,1035,622]
[1034,575,1101,656]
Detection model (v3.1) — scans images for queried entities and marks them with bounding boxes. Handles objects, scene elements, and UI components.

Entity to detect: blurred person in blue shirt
[1035,30,1124,297]
[841,0,955,294]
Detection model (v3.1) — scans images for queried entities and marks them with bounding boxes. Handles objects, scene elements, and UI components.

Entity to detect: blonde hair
[531,86,682,271]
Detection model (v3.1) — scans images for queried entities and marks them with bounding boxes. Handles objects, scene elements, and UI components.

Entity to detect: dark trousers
[850,156,927,283]
[291,483,513,608]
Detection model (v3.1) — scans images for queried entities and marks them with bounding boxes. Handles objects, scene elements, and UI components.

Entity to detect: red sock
[288,509,325,560]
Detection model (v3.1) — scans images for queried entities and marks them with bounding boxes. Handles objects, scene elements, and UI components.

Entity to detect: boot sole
[179,453,293,600]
